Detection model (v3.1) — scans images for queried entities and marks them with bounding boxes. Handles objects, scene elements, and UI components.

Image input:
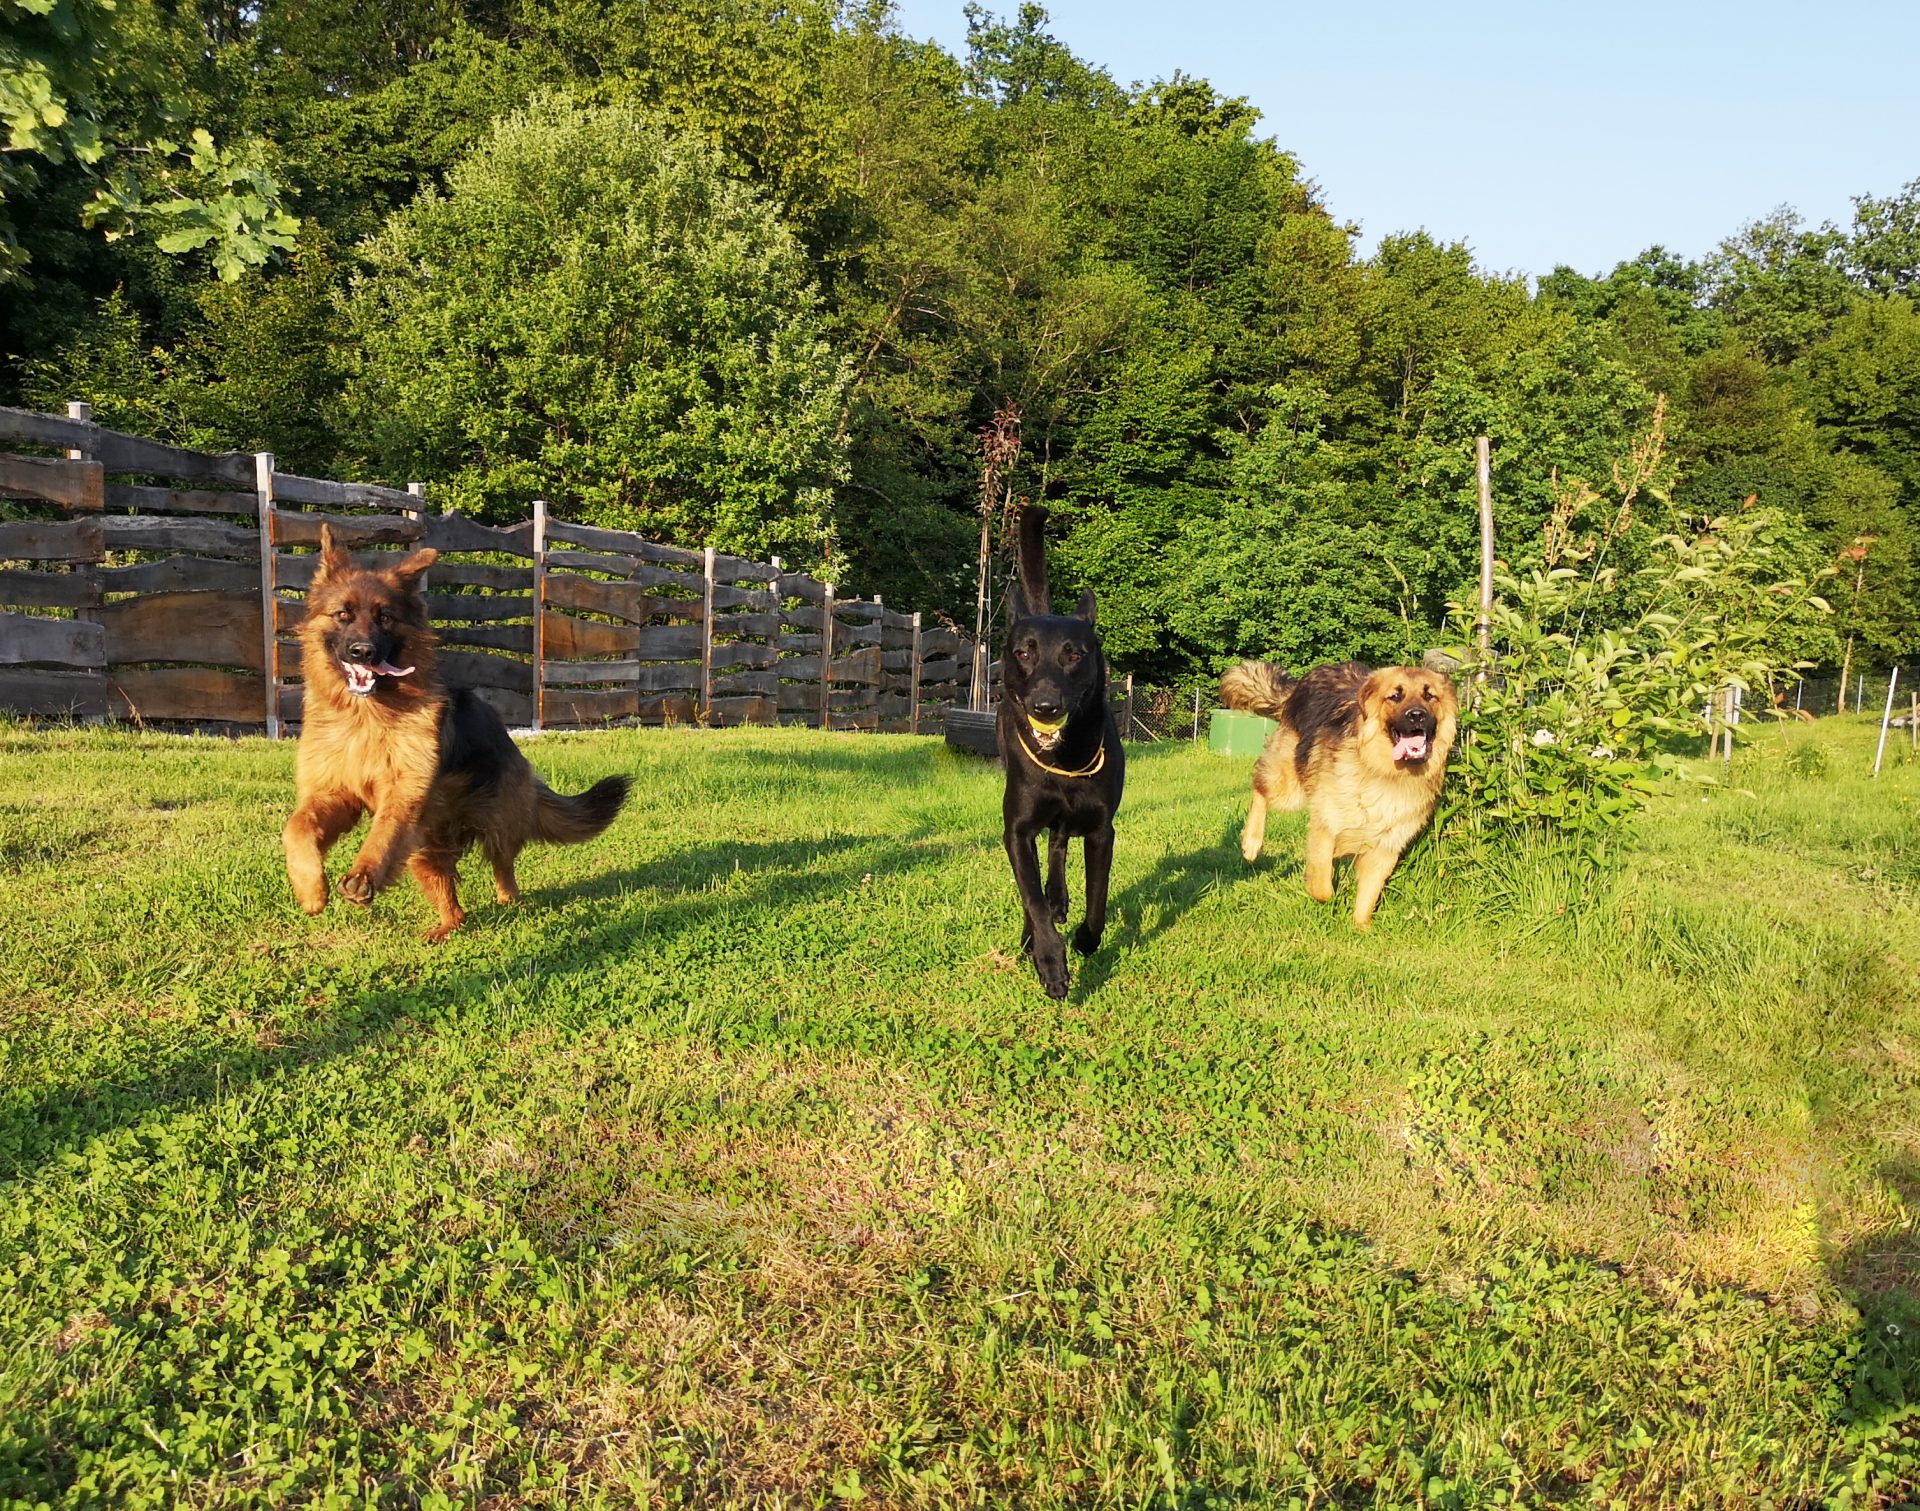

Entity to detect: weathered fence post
[769,558,783,728]
[404,482,428,594]
[65,403,100,653]
[820,582,836,731]
[530,499,546,733]
[255,452,279,739]
[700,545,716,723]
[62,401,90,459]
[909,611,923,735]
[1911,690,1916,755]
[1124,672,1134,741]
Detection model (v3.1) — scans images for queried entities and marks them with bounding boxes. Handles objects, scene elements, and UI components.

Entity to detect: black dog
[997,506,1126,999]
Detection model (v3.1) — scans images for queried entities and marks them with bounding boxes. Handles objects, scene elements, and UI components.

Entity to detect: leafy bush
[1440,407,1838,867]
[343,95,850,563]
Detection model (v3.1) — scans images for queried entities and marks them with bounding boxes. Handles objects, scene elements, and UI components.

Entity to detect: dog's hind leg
[408,847,467,942]
[484,836,522,906]
[284,793,363,915]
[1045,828,1070,927]
[1072,820,1114,957]
[1240,789,1269,863]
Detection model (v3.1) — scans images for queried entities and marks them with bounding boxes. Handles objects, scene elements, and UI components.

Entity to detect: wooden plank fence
[0,404,976,734]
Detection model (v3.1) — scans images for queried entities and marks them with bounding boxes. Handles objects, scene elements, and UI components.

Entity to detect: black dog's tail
[532,774,631,844]
[1014,503,1049,617]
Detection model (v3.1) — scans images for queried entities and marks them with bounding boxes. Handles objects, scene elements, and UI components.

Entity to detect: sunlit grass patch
[1,716,1917,1505]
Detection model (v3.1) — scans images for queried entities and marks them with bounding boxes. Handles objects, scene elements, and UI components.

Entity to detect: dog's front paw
[1071,922,1102,956]
[1033,941,1070,1000]
[338,868,377,906]
[291,879,327,915]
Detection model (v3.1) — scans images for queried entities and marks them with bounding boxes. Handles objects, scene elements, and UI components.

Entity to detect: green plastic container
[1208,708,1276,757]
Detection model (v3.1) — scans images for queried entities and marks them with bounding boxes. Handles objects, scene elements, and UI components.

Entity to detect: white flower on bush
[1531,728,1557,747]
[1590,745,1614,759]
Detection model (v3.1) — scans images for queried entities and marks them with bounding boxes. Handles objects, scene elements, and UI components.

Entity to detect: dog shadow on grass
[1066,815,1294,1000]
[0,830,955,1184]
[1827,1155,1920,1429]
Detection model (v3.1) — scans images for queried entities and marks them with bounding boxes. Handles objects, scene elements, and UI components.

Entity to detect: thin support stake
[1876,667,1900,777]
[1475,434,1494,674]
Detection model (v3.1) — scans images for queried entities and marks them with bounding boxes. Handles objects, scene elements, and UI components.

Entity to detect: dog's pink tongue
[373,661,414,677]
[1393,734,1428,762]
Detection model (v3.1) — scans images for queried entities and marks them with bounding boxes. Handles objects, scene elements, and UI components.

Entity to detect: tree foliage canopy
[10,0,1918,678]
[342,97,848,560]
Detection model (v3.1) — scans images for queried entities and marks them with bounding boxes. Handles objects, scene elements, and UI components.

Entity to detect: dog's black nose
[346,641,375,661]
[1403,706,1432,732]
[1031,696,1063,720]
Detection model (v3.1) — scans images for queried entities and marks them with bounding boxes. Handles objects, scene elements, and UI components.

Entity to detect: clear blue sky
[886,0,1920,281]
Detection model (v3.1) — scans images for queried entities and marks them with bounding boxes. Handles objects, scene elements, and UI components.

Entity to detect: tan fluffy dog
[1236,660,1458,928]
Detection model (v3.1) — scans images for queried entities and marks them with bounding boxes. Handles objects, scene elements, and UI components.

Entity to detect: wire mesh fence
[1117,680,1218,743]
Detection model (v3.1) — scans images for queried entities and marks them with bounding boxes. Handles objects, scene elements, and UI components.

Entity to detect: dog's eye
[1389,688,1404,703]
[334,608,352,623]
[375,611,391,627]
[1016,644,1035,662]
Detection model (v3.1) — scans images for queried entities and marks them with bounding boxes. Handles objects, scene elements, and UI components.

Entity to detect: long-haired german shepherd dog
[283,526,630,940]
[997,506,1125,998]
[1233,659,1457,929]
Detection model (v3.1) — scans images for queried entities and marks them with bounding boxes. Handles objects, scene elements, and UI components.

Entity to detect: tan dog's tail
[1219,660,1295,718]
[532,775,631,843]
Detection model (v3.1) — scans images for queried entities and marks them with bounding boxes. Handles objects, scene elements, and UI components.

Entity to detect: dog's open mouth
[1028,713,1067,751]
[1391,732,1430,764]
[340,660,415,697]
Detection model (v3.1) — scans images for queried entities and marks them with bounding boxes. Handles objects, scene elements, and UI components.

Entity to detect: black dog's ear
[1073,587,1097,626]
[1016,505,1050,615]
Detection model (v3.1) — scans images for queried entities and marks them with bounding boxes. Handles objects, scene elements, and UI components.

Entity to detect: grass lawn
[2,711,1919,1507]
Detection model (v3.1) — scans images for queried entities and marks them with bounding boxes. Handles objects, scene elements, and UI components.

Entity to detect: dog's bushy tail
[532,774,631,844]
[1219,660,1295,718]
[1014,504,1049,616]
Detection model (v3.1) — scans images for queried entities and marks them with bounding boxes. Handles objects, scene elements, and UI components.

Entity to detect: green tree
[342,96,850,562]
[1797,295,1920,502]
[1707,209,1857,365]
[0,0,297,281]
[1847,177,1920,297]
